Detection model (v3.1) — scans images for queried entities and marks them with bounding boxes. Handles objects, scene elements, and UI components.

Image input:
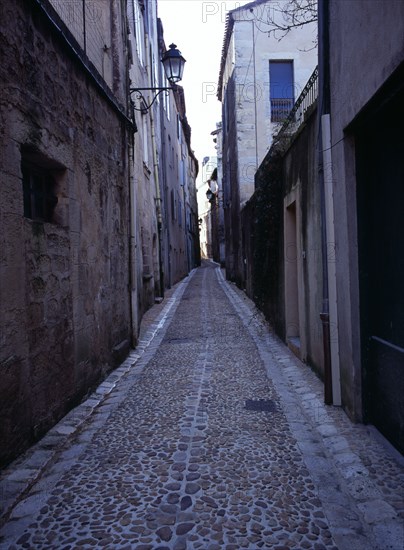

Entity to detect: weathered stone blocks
[0,0,130,466]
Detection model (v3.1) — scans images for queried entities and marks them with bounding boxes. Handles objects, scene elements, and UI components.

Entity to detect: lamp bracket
[130,87,173,113]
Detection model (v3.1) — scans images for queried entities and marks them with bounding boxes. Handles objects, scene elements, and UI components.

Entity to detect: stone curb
[0,270,196,527]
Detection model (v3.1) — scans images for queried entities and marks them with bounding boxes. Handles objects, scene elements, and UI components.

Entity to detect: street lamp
[130,44,186,113]
[162,43,186,83]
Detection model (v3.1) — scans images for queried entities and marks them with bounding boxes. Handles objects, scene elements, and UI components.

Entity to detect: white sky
[157,0,250,168]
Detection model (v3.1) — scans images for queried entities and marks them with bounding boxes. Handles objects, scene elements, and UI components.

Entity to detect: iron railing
[270,98,294,123]
[276,66,319,141]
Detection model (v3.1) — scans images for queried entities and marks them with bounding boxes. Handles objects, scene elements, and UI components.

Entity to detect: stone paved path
[1,262,403,550]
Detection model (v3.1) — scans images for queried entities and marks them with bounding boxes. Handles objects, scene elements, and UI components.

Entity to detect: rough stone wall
[128,0,161,317]
[160,100,188,288]
[222,77,242,284]
[0,0,131,466]
[241,108,323,374]
[328,0,404,422]
[48,0,114,95]
[241,150,284,337]
[283,108,324,374]
[183,148,199,272]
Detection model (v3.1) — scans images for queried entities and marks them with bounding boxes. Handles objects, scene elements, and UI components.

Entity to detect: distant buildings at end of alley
[197,147,225,266]
[0,0,200,467]
[205,0,404,454]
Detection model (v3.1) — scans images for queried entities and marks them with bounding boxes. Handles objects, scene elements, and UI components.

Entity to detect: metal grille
[245,399,277,412]
[271,98,294,123]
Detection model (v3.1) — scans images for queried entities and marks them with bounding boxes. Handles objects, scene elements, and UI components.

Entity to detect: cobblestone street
[1,263,403,550]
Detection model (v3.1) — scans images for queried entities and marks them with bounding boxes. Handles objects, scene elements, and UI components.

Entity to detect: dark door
[356,85,404,453]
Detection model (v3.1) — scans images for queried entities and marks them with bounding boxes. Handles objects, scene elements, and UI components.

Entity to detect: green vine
[251,150,283,325]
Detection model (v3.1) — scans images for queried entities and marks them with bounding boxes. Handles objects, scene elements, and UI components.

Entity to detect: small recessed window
[22,162,58,223]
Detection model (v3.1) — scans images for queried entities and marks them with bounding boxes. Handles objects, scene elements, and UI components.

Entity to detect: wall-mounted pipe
[145,31,165,298]
[321,113,341,406]
[318,0,332,405]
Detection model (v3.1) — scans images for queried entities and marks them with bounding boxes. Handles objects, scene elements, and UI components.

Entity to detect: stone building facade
[198,157,218,261]
[322,0,404,452]
[128,0,162,321]
[0,0,132,466]
[128,3,199,308]
[0,0,199,467]
[218,0,317,283]
[220,0,404,454]
[240,74,323,381]
[159,81,199,288]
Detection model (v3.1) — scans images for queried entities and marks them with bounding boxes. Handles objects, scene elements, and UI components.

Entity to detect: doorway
[284,200,301,356]
[356,83,404,453]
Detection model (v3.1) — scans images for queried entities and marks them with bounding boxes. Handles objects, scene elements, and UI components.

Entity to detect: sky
[157,0,251,170]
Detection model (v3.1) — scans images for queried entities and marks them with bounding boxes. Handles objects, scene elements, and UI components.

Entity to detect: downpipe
[318,0,333,405]
[321,114,341,406]
[128,129,139,347]
[145,32,165,299]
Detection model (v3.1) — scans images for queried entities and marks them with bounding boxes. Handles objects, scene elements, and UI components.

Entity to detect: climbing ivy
[250,149,284,333]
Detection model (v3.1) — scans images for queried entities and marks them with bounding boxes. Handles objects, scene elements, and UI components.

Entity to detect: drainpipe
[252,20,258,169]
[124,4,138,348]
[145,32,165,298]
[159,70,172,287]
[128,127,139,347]
[150,109,165,298]
[321,114,341,406]
[318,0,332,405]
[318,0,341,405]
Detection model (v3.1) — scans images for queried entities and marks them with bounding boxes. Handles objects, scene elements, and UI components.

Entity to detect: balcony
[277,67,319,140]
[270,98,294,123]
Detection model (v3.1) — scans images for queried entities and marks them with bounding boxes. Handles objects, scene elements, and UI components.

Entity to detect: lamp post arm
[130,87,173,91]
[130,87,173,113]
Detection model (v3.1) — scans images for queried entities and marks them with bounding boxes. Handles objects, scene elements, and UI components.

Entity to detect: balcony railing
[270,98,294,123]
[276,66,319,141]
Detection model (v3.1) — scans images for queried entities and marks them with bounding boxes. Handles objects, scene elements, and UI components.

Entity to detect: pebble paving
[0,262,403,550]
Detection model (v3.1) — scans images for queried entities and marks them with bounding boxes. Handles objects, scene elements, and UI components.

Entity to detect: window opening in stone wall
[168,135,172,168]
[142,113,149,167]
[178,197,182,227]
[133,0,145,66]
[163,74,170,119]
[171,189,175,221]
[269,60,294,122]
[22,162,58,223]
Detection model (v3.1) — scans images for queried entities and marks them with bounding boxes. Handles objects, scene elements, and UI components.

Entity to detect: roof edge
[217,0,271,101]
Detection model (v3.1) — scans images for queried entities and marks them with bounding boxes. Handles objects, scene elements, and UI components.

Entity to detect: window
[142,114,149,166]
[150,45,156,89]
[133,0,144,66]
[269,61,294,122]
[163,74,170,119]
[178,196,182,227]
[22,162,58,223]
[168,135,172,168]
[180,158,185,187]
[170,189,175,221]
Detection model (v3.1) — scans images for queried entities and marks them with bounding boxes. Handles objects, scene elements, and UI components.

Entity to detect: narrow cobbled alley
[1,263,403,550]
